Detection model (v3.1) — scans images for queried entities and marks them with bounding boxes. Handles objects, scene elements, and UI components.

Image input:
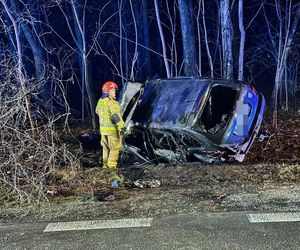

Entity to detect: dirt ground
[0,112,299,223]
[1,163,300,223]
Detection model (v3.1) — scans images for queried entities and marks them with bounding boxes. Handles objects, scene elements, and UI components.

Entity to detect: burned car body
[120,77,265,163]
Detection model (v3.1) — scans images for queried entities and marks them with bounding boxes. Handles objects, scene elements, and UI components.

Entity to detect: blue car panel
[131,78,210,126]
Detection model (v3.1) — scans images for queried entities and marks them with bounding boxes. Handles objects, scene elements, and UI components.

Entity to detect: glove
[121,120,133,137]
[120,127,127,137]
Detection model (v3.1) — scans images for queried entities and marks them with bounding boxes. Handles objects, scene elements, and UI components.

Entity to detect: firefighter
[95,81,125,185]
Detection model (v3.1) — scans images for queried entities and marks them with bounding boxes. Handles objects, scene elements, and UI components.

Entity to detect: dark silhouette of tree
[178,0,197,76]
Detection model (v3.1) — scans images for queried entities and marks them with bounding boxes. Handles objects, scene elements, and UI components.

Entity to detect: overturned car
[120,77,265,164]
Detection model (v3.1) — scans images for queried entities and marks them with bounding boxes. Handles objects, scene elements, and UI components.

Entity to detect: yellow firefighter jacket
[95,97,125,135]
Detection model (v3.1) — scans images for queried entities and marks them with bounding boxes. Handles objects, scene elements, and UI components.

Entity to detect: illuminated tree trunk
[141,0,151,77]
[71,0,96,128]
[0,0,35,135]
[220,0,233,80]
[201,0,214,77]
[178,0,197,76]
[272,2,300,126]
[238,0,245,81]
[154,0,171,78]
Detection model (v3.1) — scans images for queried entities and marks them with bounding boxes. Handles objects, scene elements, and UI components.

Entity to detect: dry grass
[52,168,110,197]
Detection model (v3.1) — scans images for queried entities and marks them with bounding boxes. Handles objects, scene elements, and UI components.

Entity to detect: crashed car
[119,77,265,163]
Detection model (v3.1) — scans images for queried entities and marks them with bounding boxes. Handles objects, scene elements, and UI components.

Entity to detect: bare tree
[0,0,36,135]
[238,0,245,81]
[271,1,300,125]
[166,0,178,76]
[141,0,151,77]
[154,0,171,78]
[196,0,202,76]
[118,0,124,85]
[178,0,197,76]
[0,51,78,203]
[52,0,101,128]
[129,0,138,81]
[201,0,214,77]
[220,0,233,79]
[287,51,300,109]
[71,0,96,128]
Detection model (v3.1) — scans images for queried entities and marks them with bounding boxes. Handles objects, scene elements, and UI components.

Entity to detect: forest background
[0,0,299,204]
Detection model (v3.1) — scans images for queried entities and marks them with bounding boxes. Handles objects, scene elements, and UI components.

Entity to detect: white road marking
[247,212,300,223]
[43,218,152,232]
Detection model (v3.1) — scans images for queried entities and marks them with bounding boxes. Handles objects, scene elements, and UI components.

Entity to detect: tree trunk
[284,66,288,110]
[23,26,44,80]
[10,0,45,84]
[220,0,233,80]
[272,4,300,125]
[154,0,170,78]
[178,0,197,76]
[118,0,124,85]
[196,0,202,76]
[238,0,245,81]
[0,0,35,135]
[11,0,51,112]
[166,0,178,76]
[202,0,214,77]
[129,0,138,81]
[141,0,151,77]
[71,0,96,129]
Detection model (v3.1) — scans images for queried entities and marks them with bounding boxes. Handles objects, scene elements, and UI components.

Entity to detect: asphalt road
[1,211,300,250]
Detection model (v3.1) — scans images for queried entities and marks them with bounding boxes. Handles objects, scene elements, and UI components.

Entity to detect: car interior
[198,85,238,134]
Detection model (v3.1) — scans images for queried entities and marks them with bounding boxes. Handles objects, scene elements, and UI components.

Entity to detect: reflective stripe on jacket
[95,97,124,134]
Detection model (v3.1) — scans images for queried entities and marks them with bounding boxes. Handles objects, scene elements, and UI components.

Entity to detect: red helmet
[102,81,118,93]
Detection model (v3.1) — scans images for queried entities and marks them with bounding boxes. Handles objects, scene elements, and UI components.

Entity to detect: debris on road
[133,179,161,189]
[46,186,58,198]
[93,192,116,202]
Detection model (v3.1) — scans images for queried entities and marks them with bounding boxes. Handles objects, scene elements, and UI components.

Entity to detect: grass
[278,164,300,181]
